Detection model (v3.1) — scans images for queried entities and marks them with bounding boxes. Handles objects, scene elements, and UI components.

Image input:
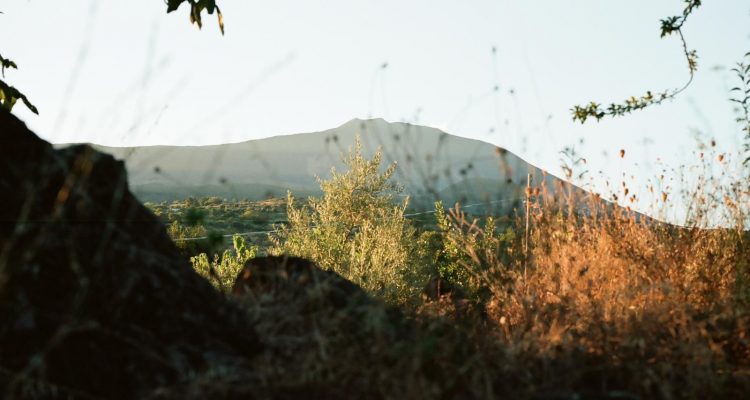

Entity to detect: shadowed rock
[0,110,258,399]
[232,255,368,310]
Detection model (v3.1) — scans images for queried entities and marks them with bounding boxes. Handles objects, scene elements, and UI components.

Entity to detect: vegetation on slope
[161,134,750,399]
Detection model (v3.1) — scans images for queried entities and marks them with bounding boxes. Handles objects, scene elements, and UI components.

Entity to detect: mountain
[90,118,566,213]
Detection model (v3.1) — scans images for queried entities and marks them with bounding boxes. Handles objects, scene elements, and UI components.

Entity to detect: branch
[571,0,702,124]
[0,53,18,78]
[731,52,750,164]
[0,54,37,114]
[0,78,39,114]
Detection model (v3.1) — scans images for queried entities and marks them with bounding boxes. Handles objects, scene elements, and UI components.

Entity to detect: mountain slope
[91,118,566,211]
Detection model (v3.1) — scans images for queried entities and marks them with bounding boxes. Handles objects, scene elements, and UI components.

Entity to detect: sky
[2,1,750,223]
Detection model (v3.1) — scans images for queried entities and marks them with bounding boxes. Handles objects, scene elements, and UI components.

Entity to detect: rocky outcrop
[232,255,369,309]
[0,110,258,399]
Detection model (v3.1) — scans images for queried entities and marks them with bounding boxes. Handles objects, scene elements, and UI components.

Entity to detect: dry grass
[201,178,750,400]
[446,180,750,398]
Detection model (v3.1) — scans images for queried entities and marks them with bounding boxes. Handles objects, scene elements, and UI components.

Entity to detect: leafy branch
[731,52,750,164]
[572,0,702,123]
[0,1,226,116]
[165,0,224,35]
[1,53,18,77]
[0,54,38,114]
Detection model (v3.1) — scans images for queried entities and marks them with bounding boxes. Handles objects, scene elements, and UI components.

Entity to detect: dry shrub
[169,157,750,399]
[440,180,750,398]
[188,180,750,399]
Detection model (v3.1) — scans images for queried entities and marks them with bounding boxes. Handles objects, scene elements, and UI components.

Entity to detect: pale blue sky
[2,1,749,222]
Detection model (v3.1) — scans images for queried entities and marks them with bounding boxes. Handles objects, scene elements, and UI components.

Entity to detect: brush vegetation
[156,138,750,399]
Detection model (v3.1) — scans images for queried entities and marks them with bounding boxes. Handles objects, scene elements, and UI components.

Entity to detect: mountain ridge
[79,118,576,212]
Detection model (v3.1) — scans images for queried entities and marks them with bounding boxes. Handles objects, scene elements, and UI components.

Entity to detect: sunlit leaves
[660,16,682,38]
[660,0,702,38]
[730,52,750,164]
[572,0,702,124]
[571,90,672,123]
[272,137,431,304]
[0,80,38,114]
[165,0,224,35]
[191,235,258,293]
[0,53,38,114]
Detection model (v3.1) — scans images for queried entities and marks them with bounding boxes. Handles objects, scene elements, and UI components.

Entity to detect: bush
[271,137,431,305]
[240,208,254,219]
[434,201,519,302]
[191,235,258,293]
[167,220,210,256]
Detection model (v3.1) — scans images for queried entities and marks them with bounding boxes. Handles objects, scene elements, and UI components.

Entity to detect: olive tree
[272,137,432,305]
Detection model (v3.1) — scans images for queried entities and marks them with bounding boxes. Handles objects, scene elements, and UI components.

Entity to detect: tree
[271,137,431,305]
[731,54,750,164]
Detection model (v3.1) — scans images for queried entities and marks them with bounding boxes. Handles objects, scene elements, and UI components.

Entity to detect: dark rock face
[227,255,408,400]
[0,110,258,399]
[232,255,368,309]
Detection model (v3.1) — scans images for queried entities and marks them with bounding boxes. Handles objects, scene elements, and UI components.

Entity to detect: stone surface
[0,110,258,399]
[232,255,368,309]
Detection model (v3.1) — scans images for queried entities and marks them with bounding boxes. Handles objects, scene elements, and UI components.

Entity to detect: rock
[421,274,465,301]
[232,255,368,310]
[0,110,258,399]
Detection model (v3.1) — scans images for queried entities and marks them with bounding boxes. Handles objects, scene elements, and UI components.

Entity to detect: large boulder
[0,110,258,399]
[232,255,369,309]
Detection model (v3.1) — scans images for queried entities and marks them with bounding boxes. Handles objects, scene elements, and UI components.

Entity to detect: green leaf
[21,95,38,114]
[166,0,224,33]
[217,7,225,35]
[0,78,39,114]
[0,54,18,78]
[166,0,185,13]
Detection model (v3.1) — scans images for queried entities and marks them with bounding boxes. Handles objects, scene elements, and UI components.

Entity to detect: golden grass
[183,165,750,399]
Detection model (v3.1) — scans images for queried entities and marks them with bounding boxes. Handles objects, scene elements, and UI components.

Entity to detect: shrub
[167,220,210,256]
[434,201,519,302]
[191,235,258,293]
[240,208,254,219]
[271,137,431,305]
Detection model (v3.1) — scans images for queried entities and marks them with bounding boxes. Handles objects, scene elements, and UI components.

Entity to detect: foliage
[191,235,258,292]
[572,0,702,123]
[0,54,38,114]
[182,206,208,226]
[731,52,750,164]
[165,0,225,35]
[0,0,223,117]
[167,219,212,256]
[434,201,519,301]
[217,165,750,399]
[271,137,432,305]
[419,173,750,398]
[147,197,288,251]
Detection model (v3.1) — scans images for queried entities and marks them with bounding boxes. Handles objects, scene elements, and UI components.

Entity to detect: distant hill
[88,118,571,213]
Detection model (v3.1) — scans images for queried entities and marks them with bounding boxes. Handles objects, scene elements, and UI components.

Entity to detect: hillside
[90,118,564,212]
